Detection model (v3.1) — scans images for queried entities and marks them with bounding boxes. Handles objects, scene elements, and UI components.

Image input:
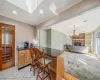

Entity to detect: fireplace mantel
[72,33,85,46]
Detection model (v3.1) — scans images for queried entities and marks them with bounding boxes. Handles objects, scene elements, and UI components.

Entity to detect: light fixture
[49,3,58,16]
[72,25,79,36]
[73,25,76,36]
[12,10,17,14]
[39,9,43,14]
[70,25,77,38]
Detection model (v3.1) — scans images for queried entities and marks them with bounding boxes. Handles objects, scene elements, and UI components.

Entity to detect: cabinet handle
[20,53,24,55]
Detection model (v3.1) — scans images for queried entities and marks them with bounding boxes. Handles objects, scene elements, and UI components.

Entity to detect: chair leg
[47,67,51,80]
[42,67,44,80]
[37,66,51,80]
[33,66,35,76]
[36,68,41,80]
[30,64,32,71]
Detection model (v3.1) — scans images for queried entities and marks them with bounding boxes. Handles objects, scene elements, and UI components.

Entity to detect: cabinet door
[25,50,31,65]
[18,51,25,68]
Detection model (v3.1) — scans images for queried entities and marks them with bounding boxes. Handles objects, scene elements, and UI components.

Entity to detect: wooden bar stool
[30,48,37,76]
[30,46,42,76]
[36,49,52,80]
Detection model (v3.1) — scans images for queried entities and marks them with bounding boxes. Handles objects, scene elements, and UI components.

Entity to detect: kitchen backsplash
[16,40,34,48]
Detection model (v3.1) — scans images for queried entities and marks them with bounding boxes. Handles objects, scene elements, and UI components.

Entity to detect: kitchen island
[38,47,65,80]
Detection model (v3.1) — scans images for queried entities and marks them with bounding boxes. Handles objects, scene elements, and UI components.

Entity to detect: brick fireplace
[72,33,85,46]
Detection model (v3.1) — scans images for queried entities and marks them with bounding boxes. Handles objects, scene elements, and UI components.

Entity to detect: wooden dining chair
[36,49,52,80]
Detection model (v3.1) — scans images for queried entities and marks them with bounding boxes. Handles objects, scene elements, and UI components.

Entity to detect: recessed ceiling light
[39,9,43,14]
[12,10,17,14]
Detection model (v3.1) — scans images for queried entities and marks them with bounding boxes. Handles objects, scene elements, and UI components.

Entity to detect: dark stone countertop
[17,47,30,51]
[17,46,64,57]
[38,47,64,57]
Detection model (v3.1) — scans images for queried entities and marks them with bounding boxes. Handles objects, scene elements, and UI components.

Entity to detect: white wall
[39,30,47,47]
[51,29,72,50]
[0,15,35,65]
[93,26,100,54]
[38,29,72,49]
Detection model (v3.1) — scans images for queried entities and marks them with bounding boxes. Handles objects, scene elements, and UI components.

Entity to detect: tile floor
[0,66,38,80]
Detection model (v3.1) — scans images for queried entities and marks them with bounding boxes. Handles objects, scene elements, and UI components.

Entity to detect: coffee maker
[24,42,29,48]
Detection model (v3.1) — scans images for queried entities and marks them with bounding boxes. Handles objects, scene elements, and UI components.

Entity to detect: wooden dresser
[18,49,31,69]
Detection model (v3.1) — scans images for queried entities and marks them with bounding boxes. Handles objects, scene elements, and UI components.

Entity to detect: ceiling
[0,0,83,26]
[6,0,43,14]
[49,6,100,35]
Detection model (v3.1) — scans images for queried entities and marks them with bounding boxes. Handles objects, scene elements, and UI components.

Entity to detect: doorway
[0,23,15,70]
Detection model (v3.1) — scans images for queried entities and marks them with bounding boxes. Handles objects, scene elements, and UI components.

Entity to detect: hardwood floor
[50,70,65,80]
[64,72,78,80]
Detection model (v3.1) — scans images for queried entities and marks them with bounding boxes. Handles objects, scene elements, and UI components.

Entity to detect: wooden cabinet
[18,50,25,68]
[0,23,15,71]
[25,50,31,65]
[18,49,31,69]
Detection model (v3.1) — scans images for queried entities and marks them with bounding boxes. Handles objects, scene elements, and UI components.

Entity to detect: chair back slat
[42,49,45,66]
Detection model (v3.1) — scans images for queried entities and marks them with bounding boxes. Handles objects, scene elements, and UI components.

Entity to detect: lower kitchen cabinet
[25,50,31,65]
[18,49,31,69]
